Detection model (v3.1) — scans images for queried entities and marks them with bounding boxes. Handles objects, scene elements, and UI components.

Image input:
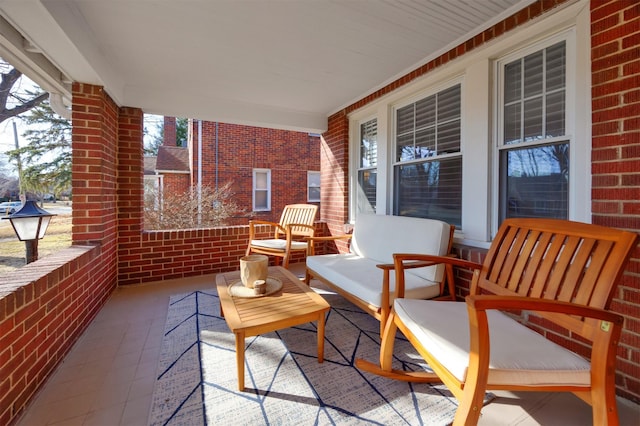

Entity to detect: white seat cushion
[250,239,308,251]
[307,254,440,308]
[394,299,591,387]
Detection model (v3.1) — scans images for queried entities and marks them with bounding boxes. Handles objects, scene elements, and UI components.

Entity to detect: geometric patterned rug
[148,286,494,425]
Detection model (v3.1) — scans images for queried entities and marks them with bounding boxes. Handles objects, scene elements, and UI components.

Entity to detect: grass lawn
[0,205,72,274]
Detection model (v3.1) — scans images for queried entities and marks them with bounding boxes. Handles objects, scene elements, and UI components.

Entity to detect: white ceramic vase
[239,254,268,288]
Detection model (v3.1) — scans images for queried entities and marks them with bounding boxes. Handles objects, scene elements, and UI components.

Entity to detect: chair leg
[589,377,619,425]
[379,305,389,336]
[379,312,398,371]
[452,383,485,426]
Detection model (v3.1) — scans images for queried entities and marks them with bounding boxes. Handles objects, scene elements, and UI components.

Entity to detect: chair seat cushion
[250,239,308,251]
[307,254,441,308]
[394,299,591,387]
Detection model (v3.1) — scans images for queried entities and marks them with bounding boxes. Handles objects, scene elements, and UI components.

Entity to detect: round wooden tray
[228,276,283,298]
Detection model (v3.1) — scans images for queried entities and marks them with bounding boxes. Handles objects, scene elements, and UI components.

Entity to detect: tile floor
[16,264,640,426]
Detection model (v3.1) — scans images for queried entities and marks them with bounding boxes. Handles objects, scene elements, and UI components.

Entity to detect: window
[393,84,462,227]
[253,169,271,211]
[347,5,587,245]
[307,171,320,202]
[357,119,377,214]
[498,41,568,222]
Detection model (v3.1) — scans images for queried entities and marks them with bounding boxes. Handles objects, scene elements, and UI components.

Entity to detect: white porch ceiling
[0,0,533,133]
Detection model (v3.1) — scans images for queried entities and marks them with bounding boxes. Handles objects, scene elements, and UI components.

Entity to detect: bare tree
[0,59,48,124]
[144,182,244,230]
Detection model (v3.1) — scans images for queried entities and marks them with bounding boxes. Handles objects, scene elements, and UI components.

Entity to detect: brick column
[71,83,118,246]
[321,111,349,240]
[117,107,144,244]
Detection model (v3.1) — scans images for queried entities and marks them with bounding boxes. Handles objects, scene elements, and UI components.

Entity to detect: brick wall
[189,121,320,225]
[590,0,640,402]
[0,246,105,425]
[162,173,190,195]
[323,0,640,402]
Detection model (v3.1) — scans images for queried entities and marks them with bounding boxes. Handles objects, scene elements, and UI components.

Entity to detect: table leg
[235,331,245,391]
[317,311,326,363]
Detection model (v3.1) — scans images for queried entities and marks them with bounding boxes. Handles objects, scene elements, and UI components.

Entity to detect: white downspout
[198,119,203,224]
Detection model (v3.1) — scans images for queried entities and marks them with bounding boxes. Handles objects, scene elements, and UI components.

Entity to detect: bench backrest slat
[472,218,637,340]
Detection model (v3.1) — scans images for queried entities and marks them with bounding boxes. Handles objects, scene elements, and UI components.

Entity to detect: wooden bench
[306,214,455,335]
[357,218,638,425]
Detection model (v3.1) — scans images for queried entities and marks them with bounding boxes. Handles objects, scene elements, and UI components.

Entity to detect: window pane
[437,119,460,153]
[360,119,377,168]
[523,97,543,141]
[357,169,377,214]
[397,133,415,161]
[415,128,435,158]
[546,42,566,91]
[546,91,565,137]
[255,172,267,190]
[524,51,543,98]
[415,95,435,129]
[504,103,521,144]
[255,191,268,210]
[437,85,461,122]
[501,142,569,220]
[308,172,320,187]
[397,104,414,135]
[504,61,521,104]
[308,187,320,202]
[395,157,462,227]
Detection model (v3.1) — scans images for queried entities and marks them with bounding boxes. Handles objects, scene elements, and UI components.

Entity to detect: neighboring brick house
[155,145,190,195]
[151,117,321,225]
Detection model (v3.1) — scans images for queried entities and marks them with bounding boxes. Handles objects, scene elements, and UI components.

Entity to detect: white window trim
[252,168,271,212]
[307,171,321,202]
[346,0,589,247]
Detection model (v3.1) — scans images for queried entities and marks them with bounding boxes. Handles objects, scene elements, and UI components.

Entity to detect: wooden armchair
[246,204,318,268]
[357,218,638,425]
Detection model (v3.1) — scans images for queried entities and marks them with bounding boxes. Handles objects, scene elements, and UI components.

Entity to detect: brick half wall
[0,245,110,426]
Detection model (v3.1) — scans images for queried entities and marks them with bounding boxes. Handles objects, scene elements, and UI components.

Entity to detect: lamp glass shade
[6,201,55,241]
[11,216,43,241]
[38,216,52,239]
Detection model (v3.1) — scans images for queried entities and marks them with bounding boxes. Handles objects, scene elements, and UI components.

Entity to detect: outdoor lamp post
[2,200,55,264]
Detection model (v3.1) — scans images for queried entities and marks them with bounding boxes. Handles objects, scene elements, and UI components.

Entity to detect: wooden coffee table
[216,266,330,391]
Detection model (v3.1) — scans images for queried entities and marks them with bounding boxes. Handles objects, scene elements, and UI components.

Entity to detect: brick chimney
[163,116,177,147]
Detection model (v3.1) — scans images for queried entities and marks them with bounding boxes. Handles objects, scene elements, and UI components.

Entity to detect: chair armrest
[383,254,458,271]
[306,234,352,243]
[466,295,624,325]
[392,253,483,299]
[394,253,482,271]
